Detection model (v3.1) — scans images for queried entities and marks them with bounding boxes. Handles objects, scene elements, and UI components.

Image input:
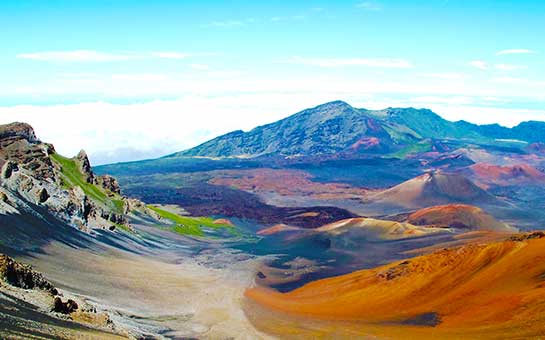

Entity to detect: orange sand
[246,233,545,337]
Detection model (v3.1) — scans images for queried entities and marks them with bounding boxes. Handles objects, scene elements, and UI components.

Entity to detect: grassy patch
[112,199,125,213]
[51,153,123,213]
[390,140,432,159]
[51,153,108,202]
[148,205,232,237]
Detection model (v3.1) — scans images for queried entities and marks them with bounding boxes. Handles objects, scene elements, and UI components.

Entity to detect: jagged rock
[1,161,18,179]
[0,191,8,203]
[124,198,145,214]
[0,122,39,144]
[76,150,94,184]
[53,297,79,314]
[0,254,57,295]
[96,175,121,195]
[37,188,50,203]
[0,122,160,234]
[510,232,545,242]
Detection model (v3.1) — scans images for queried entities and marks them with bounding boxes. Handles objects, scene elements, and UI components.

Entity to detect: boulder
[1,161,18,179]
[0,191,8,203]
[53,297,79,314]
[37,188,50,203]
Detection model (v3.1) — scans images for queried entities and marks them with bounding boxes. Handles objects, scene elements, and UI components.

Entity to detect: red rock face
[407,204,512,231]
[528,142,545,153]
[209,168,369,200]
[469,163,545,185]
[350,137,380,151]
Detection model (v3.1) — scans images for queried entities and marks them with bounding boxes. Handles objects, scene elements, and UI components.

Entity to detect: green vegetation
[148,205,233,237]
[390,140,433,159]
[51,153,123,213]
[112,199,125,213]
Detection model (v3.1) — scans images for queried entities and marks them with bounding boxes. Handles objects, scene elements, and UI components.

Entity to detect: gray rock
[1,161,18,179]
[76,150,94,183]
[37,188,49,203]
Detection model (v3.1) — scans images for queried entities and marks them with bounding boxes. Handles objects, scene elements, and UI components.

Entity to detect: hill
[407,204,514,232]
[367,171,498,209]
[246,232,545,338]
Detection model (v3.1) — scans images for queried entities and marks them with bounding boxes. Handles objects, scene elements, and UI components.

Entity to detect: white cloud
[2,92,544,165]
[410,96,474,105]
[495,63,526,71]
[422,104,545,127]
[496,49,536,55]
[469,60,488,70]
[0,95,340,165]
[417,72,465,80]
[189,64,210,70]
[281,56,412,68]
[204,19,252,28]
[356,1,382,11]
[17,50,213,63]
[494,77,545,87]
[110,73,168,81]
[150,52,191,59]
[17,50,135,62]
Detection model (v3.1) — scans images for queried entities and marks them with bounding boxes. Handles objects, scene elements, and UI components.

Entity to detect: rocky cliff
[0,122,153,233]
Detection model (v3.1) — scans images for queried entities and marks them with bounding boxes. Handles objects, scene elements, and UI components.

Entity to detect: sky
[1,0,544,165]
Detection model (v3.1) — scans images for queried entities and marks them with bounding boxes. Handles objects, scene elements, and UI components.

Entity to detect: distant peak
[313,100,353,110]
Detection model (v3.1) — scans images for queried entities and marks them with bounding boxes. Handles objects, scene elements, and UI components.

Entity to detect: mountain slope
[175,101,397,157]
[246,233,545,338]
[170,100,545,159]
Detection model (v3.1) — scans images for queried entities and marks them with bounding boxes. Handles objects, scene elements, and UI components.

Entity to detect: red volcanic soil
[246,232,545,338]
[407,204,514,232]
[468,163,545,186]
[350,137,380,151]
[209,168,369,200]
[257,224,301,236]
[369,171,495,209]
[212,218,234,226]
[528,142,545,153]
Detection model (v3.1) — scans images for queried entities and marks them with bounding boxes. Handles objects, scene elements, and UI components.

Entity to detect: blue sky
[1,1,544,164]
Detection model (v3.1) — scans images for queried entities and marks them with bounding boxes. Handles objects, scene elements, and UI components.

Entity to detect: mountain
[171,100,545,159]
[367,171,498,209]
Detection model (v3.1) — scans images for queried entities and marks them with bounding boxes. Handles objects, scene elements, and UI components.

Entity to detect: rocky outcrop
[53,297,79,314]
[76,150,94,183]
[0,122,157,233]
[0,254,118,335]
[0,254,57,294]
[0,122,39,144]
[96,174,121,195]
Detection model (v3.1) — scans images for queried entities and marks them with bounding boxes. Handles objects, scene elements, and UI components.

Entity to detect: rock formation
[0,122,152,233]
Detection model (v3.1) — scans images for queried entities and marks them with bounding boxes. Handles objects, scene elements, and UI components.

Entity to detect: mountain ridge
[170,100,545,159]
